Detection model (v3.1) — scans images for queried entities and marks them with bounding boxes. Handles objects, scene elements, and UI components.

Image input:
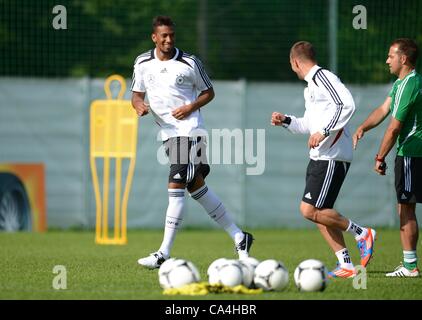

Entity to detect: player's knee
[187,174,205,193]
[300,202,317,221]
[168,182,186,189]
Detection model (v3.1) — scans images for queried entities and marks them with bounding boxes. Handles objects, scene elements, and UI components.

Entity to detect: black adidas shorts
[302,159,350,209]
[165,136,210,188]
[395,156,422,203]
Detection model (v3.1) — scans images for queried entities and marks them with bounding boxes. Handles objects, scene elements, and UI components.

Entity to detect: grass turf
[0,229,421,300]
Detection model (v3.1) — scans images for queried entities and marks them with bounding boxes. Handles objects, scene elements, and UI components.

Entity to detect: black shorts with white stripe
[165,136,210,188]
[302,159,350,209]
[395,155,422,203]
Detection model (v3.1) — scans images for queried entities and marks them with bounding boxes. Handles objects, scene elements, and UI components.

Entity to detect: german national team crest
[175,74,185,86]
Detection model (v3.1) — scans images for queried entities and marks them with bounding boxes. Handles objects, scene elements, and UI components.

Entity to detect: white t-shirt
[131,48,213,140]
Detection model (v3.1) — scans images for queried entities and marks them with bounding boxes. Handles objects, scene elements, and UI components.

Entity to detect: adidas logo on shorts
[305,192,312,200]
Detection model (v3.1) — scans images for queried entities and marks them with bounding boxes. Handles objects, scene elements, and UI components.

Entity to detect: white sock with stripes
[346,220,368,240]
[190,184,243,241]
[335,248,354,269]
[158,189,185,257]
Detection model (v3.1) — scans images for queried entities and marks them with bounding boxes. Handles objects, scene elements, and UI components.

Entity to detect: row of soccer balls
[159,257,328,292]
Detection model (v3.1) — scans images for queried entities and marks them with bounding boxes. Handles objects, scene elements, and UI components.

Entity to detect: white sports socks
[190,184,243,241]
[346,220,368,240]
[335,248,354,269]
[158,189,185,257]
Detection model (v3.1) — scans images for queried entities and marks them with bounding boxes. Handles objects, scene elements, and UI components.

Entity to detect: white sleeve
[192,55,213,91]
[130,62,145,93]
[284,113,310,134]
[313,70,355,136]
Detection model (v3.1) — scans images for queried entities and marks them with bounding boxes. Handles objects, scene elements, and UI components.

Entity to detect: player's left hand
[308,132,326,148]
[172,104,193,120]
[374,160,387,175]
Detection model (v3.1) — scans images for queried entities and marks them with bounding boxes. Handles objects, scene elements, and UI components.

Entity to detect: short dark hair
[391,38,419,67]
[290,41,316,62]
[152,16,175,32]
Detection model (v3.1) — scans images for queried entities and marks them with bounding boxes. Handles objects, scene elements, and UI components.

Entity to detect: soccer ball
[158,258,178,273]
[158,258,180,288]
[240,257,260,288]
[294,259,328,292]
[207,258,228,285]
[158,258,200,289]
[254,259,289,291]
[238,260,255,288]
[207,258,243,287]
[241,256,260,269]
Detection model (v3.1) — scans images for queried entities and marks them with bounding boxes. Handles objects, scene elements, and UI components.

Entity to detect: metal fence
[1,0,421,82]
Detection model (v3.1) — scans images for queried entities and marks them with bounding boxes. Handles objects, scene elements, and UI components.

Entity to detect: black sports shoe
[235,231,254,259]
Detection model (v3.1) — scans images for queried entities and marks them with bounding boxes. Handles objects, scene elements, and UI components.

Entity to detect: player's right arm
[130,53,150,117]
[131,91,149,117]
[352,96,391,149]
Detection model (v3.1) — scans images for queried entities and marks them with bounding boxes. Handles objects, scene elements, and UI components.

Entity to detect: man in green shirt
[353,38,421,277]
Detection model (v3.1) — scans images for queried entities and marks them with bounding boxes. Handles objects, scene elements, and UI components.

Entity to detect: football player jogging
[271,41,376,278]
[353,38,421,277]
[131,16,253,269]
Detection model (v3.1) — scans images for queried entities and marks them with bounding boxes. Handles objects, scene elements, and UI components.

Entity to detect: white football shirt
[131,48,213,140]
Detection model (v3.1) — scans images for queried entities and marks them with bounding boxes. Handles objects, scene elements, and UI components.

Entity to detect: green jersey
[389,70,422,157]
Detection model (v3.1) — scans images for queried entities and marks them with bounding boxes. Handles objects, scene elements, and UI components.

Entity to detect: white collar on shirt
[304,64,322,83]
[154,47,180,61]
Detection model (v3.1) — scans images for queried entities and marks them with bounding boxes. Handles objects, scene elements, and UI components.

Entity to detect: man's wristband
[375,154,385,162]
[282,116,291,125]
[281,116,291,128]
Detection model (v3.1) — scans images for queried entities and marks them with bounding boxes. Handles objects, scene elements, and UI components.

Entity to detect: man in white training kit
[271,41,376,278]
[131,16,253,269]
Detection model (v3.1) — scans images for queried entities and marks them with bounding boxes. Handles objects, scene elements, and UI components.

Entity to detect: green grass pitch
[0,229,421,299]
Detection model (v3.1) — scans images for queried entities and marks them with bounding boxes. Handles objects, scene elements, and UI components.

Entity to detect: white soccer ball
[207,258,228,281]
[207,258,228,285]
[207,258,243,287]
[294,259,328,292]
[240,257,260,288]
[241,256,260,269]
[158,258,178,274]
[254,259,289,291]
[238,260,255,288]
[158,258,200,289]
